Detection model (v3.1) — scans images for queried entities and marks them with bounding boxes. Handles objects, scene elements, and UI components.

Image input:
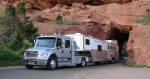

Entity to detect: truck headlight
[41,53,48,57]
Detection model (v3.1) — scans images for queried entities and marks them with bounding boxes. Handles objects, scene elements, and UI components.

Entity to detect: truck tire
[80,58,86,67]
[25,65,33,69]
[47,56,57,70]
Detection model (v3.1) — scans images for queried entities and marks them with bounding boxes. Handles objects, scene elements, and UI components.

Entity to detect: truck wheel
[80,58,86,67]
[47,57,57,70]
[25,65,33,69]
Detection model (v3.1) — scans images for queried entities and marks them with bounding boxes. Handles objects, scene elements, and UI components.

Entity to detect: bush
[0,43,24,67]
[16,1,26,15]
[136,16,150,24]
[64,21,79,25]
[5,5,16,17]
[0,46,18,61]
[55,14,63,24]
[0,1,38,67]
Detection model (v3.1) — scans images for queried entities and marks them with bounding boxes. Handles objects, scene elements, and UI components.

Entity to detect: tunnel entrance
[108,28,129,60]
[84,0,104,5]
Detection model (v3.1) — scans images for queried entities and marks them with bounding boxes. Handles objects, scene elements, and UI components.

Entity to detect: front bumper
[24,59,48,66]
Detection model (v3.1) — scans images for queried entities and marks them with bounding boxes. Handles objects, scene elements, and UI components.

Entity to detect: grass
[0,60,24,67]
[124,63,150,68]
[64,21,80,25]
[136,16,150,24]
[55,21,80,25]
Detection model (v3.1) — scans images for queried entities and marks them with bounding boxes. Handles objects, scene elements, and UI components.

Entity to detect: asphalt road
[0,63,150,79]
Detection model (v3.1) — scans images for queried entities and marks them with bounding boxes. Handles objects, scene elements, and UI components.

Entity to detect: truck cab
[24,35,87,70]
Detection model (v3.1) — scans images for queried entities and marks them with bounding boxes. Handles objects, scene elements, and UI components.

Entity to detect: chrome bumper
[24,59,48,66]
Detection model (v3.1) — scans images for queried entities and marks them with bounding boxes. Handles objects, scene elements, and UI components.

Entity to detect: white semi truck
[24,33,119,70]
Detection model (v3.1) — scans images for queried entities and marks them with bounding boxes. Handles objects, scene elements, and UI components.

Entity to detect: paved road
[0,63,150,79]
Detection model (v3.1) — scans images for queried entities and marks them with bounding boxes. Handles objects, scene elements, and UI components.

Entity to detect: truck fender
[47,54,58,65]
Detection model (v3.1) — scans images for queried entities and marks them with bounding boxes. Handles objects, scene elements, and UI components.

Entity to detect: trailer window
[98,45,102,51]
[114,47,116,50]
[110,46,112,49]
[86,39,90,45]
[65,40,70,48]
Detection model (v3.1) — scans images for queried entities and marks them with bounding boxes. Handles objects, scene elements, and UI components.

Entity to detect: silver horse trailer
[24,33,119,70]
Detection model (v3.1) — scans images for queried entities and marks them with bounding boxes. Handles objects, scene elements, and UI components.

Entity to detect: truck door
[63,39,72,62]
[55,38,63,62]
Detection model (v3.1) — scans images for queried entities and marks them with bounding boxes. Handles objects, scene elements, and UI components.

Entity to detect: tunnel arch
[107,27,129,59]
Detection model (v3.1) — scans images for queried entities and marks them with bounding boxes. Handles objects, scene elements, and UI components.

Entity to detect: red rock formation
[1,0,135,10]
[127,24,150,66]
[61,22,111,40]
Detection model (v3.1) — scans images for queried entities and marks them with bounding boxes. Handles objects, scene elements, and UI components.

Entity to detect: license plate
[28,62,35,65]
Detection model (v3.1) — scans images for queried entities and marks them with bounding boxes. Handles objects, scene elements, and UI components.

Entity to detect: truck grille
[26,51,38,57]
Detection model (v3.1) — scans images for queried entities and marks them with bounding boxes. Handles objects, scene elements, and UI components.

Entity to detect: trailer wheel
[80,58,86,67]
[112,57,116,64]
[47,56,57,70]
[25,65,33,69]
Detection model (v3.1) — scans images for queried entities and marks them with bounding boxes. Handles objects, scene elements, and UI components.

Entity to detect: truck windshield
[35,38,56,48]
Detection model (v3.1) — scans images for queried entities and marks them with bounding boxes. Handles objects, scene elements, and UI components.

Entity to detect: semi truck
[24,33,119,70]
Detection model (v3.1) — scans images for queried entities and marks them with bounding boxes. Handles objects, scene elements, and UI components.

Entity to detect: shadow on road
[30,62,122,71]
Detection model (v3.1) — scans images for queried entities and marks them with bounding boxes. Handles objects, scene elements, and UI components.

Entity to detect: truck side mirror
[34,39,36,44]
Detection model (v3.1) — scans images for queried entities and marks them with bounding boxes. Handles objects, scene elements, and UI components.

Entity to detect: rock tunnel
[107,27,129,60]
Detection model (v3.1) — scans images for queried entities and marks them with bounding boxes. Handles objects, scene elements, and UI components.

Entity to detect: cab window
[56,39,61,47]
[65,40,70,48]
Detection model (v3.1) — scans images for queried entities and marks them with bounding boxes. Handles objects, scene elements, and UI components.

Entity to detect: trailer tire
[25,65,33,69]
[80,58,86,67]
[112,57,116,64]
[47,56,57,70]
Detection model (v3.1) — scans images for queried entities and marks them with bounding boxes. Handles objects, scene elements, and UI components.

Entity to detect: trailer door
[63,39,72,62]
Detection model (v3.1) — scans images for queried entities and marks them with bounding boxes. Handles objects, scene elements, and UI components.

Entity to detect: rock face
[1,0,135,10]
[127,25,150,66]
[22,0,134,10]
[61,22,112,40]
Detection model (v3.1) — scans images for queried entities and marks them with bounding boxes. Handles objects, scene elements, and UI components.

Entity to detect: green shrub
[5,5,16,17]
[136,16,150,24]
[64,21,79,25]
[16,1,26,16]
[0,46,18,61]
[0,60,23,67]
[6,38,21,51]
[0,1,38,67]
[56,14,63,24]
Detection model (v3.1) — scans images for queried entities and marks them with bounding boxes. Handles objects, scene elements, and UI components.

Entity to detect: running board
[58,62,76,67]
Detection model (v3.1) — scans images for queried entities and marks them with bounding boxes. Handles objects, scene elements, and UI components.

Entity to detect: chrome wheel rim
[50,60,56,69]
[82,60,86,67]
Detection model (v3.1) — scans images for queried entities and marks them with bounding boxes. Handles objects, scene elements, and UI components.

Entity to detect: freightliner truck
[24,33,119,70]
